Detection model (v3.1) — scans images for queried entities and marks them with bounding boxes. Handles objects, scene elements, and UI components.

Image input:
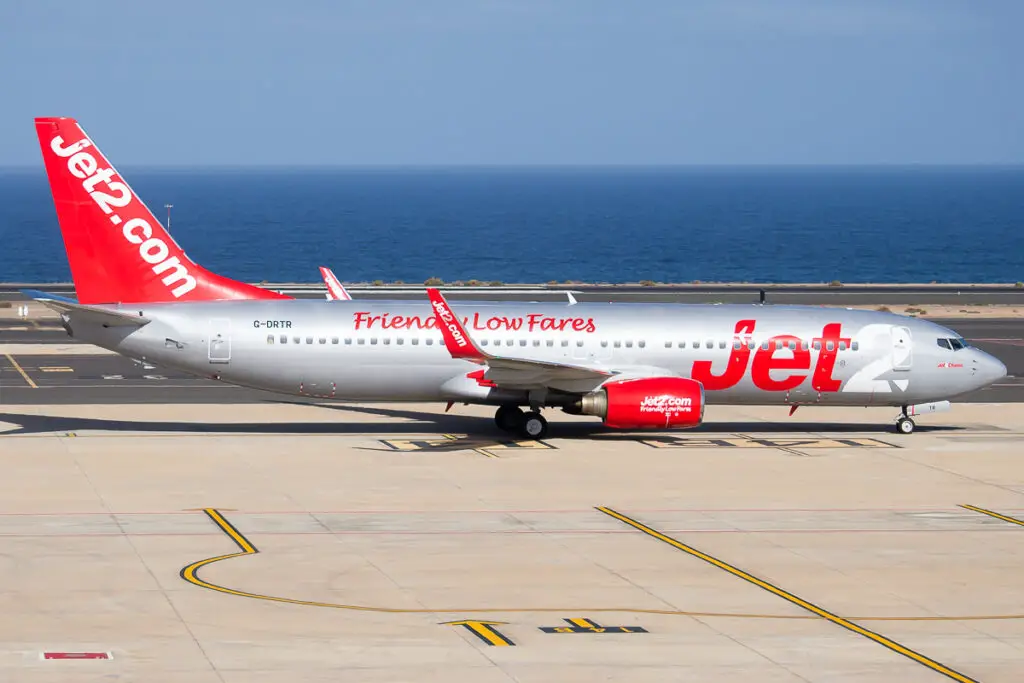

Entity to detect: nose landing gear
[896,404,915,434]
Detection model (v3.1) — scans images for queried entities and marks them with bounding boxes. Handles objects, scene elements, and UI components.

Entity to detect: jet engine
[574,377,705,429]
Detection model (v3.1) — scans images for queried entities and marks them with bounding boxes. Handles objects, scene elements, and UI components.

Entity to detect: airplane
[320,266,352,301]
[27,117,1007,439]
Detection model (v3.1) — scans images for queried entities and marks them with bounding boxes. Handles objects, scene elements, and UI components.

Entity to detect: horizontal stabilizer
[20,289,77,304]
[22,290,149,327]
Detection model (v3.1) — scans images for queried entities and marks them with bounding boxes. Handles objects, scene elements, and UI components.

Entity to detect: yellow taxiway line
[597,506,978,683]
[4,354,37,388]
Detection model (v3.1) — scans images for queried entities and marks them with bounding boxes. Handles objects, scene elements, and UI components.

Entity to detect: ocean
[0,166,1022,285]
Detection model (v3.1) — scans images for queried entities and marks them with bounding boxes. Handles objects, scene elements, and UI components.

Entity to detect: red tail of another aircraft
[34,117,288,305]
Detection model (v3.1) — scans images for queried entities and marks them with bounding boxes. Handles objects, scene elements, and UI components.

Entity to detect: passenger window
[267,335,274,344]
[638,340,646,348]
[319,337,326,344]
[520,339,527,347]
[481,340,489,346]
[383,338,390,345]
[733,340,741,350]
[761,341,770,351]
[546,340,554,347]
[280,335,287,344]
[396,338,404,345]
[293,337,300,344]
[826,341,835,351]
[561,340,568,347]
[813,341,821,350]
[625,341,633,348]
[532,340,540,347]
[851,341,859,351]
[576,340,584,347]
[691,341,699,349]
[705,340,713,349]
[345,338,352,345]
[838,341,847,351]
[412,338,419,345]
[613,341,621,348]
[776,340,783,350]
[788,341,796,350]
[331,337,339,344]
[426,338,433,345]
[747,341,756,350]
[305,337,313,344]
[370,338,378,345]
[357,338,365,345]
[506,340,514,347]
[719,340,726,349]
[800,341,808,351]
[665,341,672,348]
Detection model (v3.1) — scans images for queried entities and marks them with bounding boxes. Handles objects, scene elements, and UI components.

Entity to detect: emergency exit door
[208,318,232,363]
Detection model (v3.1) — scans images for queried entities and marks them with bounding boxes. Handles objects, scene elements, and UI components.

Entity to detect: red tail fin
[34,117,289,305]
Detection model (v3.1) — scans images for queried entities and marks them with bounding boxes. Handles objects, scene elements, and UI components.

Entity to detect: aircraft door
[208,318,232,363]
[891,326,912,371]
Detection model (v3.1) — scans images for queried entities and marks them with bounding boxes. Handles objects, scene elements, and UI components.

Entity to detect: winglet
[319,266,352,301]
[426,288,488,362]
[566,292,577,305]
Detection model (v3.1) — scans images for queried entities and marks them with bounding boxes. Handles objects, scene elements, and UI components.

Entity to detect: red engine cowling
[579,377,705,429]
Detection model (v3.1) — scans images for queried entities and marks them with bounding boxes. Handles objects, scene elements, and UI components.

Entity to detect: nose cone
[976,352,1007,387]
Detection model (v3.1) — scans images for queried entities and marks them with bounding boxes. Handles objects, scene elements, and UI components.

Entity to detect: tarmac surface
[1,401,1024,682]
[3,312,1024,681]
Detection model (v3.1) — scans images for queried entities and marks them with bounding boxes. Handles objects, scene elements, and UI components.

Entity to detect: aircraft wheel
[896,417,915,434]
[520,411,548,440]
[495,405,524,432]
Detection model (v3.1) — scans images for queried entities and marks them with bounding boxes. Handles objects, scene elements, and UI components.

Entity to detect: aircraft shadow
[267,401,964,436]
[0,404,964,438]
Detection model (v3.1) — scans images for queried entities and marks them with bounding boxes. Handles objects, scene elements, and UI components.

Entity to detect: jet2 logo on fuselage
[253,320,293,329]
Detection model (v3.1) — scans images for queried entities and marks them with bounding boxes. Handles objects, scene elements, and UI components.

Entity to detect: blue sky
[1,0,1019,165]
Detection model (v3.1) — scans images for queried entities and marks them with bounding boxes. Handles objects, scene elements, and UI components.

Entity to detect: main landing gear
[494,405,549,440]
[896,405,915,434]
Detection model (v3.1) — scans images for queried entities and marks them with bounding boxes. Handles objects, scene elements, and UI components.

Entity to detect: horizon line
[2,162,1024,171]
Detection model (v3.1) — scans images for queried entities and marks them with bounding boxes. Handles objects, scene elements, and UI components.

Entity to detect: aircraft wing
[21,289,150,327]
[426,288,612,385]
[319,267,352,301]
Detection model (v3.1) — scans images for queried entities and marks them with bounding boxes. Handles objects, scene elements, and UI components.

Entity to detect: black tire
[495,405,524,432]
[520,411,548,440]
[896,417,915,434]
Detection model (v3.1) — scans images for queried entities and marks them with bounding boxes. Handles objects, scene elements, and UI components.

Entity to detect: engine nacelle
[578,377,705,429]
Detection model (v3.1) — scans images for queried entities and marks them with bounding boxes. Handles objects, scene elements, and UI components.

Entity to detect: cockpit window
[938,337,970,351]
